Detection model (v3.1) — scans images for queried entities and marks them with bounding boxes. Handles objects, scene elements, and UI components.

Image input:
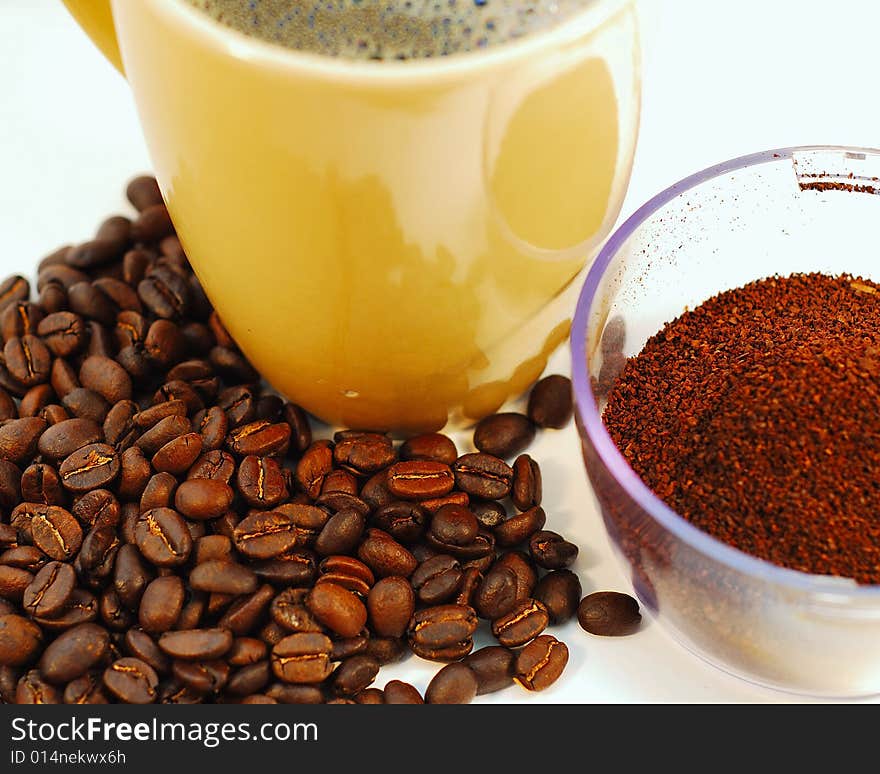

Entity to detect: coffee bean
[314,509,364,556]
[371,501,428,544]
[39,404,69,426]
[331,654,379,696]
[357,528,417,578]
[473,413,535,459]
[491,598,549,647]
[410,555,462,605]
[533,569,582,624]
[271,633,333,684]
[173,478,234,520]
[1,545,44,572]
[1,301,44,343]
[63,671,110,704]
[425,662,477,704]
[159,628,233,661]
[408,604,477,652]
[117,448,151,502]
[140,472,178,513]
[152,433,203,475]
[333,433,396,476]
[138,575,184,633]
[0,417,47,463]
[103,657,158,704]
[16,669,61,704]
[354,687,384,704]
[263,682,322,704]
[316,555,374,597]
[23,561,75,617]
[364,637,407,665]
[135,508,192,567]
[188,450,235,483]
[227,420,290,457]
[512,454,542,511]
[470,499,507,528]
[527,374,573,429]
[4,336,51,387]
[68,282,117,326]
[0,276,30,313]
[58,443,119,493]
[452,453,513,500]
[233,511,298,560]
[529,530,578,570]
[577,592,641,636]
[236,454,287,508]
[132,204,175,246]
[465,645,516,695]
[100,587,134,632]
[34,589,97,631]
[282,403,312,456]
[38,418,103,460]
[366,576,415,638]
[112,544,151,611]
[94,277,141,314]
[31,506,82,561]
[21,463,64,507]
[226,661,270,696]
[79,356,132,404]
[218,585,274,636]
[383,680,423,704]
[494,551,537,603]
[172,659,230,693]
[126,176,163,211]
[455,566,482,607]
[136,414,191,457]
[474,565,518,620]
[39,623,109,684]
[429,503,478,546]
[514,635,569,691]
[400,433,457,466]
[196,405,228,451]
[495,506,546,548]
[154,380,203,415]
[38,265,87,292]
[62,388,110,424]
[144,319,186,368]
[306,582,367,638]
[270,588,322,633]
[359,470,393,510]
[0,614,42,666]
[386,460,454,500]
[103,400,138,451]
[190,560,257,595]
[227,637,267,666]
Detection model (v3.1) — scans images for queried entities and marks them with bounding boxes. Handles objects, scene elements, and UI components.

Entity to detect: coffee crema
[185,0,592,60]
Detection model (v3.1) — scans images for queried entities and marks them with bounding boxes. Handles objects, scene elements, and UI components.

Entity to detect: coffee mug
[62,0,641,434]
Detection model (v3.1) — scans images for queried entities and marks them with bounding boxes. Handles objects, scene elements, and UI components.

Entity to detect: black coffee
[186,0,590,60]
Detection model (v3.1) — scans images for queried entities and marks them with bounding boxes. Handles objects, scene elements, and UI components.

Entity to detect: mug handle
[60,0,124,75]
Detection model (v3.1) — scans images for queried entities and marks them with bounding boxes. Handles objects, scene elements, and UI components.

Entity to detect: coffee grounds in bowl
[603,272,880,584]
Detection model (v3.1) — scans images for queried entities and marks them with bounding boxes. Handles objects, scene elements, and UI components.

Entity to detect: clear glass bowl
[570,146,880,697]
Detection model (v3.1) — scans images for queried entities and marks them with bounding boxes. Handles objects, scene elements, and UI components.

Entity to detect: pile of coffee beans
[0,176,638,705]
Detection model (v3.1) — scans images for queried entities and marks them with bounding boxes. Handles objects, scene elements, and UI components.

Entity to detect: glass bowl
[570,145,880,697]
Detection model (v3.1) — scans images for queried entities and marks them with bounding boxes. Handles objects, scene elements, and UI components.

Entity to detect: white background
[2,0,879,703]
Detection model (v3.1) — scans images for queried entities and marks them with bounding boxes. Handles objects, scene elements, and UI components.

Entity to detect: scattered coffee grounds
[0,175,616,704]
[603,272,880,584]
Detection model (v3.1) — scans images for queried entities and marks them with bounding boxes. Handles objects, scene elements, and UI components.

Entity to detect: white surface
[3,0,879,703]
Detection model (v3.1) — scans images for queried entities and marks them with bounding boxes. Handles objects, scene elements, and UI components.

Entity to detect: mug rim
[147,0,633,84]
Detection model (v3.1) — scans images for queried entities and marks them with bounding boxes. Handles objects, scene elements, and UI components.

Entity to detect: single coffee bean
[494,551,537,603]
[227,637,267,666]
[16,669,61,704]
[174,479,234,520]
[366,576,415,638]
[138,575,185,634]
[210,346,259,383]
[124,629,170,675]
[217,385,255,428]
[39,404,69,426]
[577,592,641,636]
[37,265,87,292]
[465,645,516,695]
[470,499,507,529]
[94,215,132,251]
[61,388,110,425]
[494,506,546,548]
[112,544,152,610]
[269,588,323,634]
[333,432,396,476]
[383,680,424,704]
[474,565,519,620]
[527,374,573,429]
[140,472,178,513]
[364,637,407,665]
[188,449,236,483]
[0,276,30,312]
[227,420,290,457]
[23,561,75,618]
[134,508,192,567]
[271,633,333,684]
[236,454,287,508]
[514,635,569,691]
[37,418,103,460]
[357,528,418,578]
[103,657,158,704]
[0,388,16,422]
[79,356,132,404]
[359,470,393,510]
[533,569,582,624]
[218,585,274,636]
[512,454,542,511]
[0,417,47,463]
[103,400,139,451]
[100,587,134,632]
[68,282,118,326]
[152,432,203,475]
[408,604,478,650]
[34,589,98,631]
[313,508,364,556]
[58,443,120,493]
[314,491,370,518]
[1,545,45,572]
[172,659,230,693]
[452,453,513,500]
[400,432,457,466]
[425,662,478,704]
[136,414,192,457]
[19,384,54,418]
[306,582,367,638]
[154,380,204,415]
[31,506,82,561]
[189,560,257,595]
[282,403,312,456]
[0,614,42,666]
[138,263,190,320]
[371,501,428,544]
[316,555,374,597]
[20,463,64,506]
[491,598,549,647]
[144,319,186,369]
[429,503,479,546]
[386,460,454,500]
[264,682,323,704]
[39,623,110,684]
[158,628,233,661]
[117,448,151,502]
[354,687,384,704]
[194,535,233,565]
[233,511,299,560]
[330,634,369,661]
[320,468,358,497]
[529,530,578,569]
[1,301,44,342]
[195,405,228,451]
[63,671,110,705]
[331,654,380,696]
[410,555,462,605]
[455,566,482,607]
[4,335,51,387]
[226,661,270,696]
[473,412,536,459]
[126,175,163,211]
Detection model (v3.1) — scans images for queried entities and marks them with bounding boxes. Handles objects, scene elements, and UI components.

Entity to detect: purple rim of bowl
[570,144,880,597]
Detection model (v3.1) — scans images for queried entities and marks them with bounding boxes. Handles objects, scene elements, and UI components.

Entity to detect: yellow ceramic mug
[63,0,640,434]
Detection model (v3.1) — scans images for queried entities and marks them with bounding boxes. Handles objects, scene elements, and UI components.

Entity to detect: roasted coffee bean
[210,346,259,383]
[79,356,132,404]
[103,400,138,451]
[529,530,578,570]
[4,336,51,387]
[0,459,21,509]
[172,659,229,693]
[426,528,495,562]
[122,249,154,289]
[37,418,103,460]
[491,599,549,647]
[196,405,227,451]
[124,629,170,675]
[534,570,582,624]
[0,417,47,463]
[383,680,424,704]
[68,282,117,326]
[331,655,380,696]
[306,582,367,638]
[495,506,546,548]
[465,645,516,695]
[19,384,54,418]
[39,623,109,684]
[371,501,428,544]
[400,433,457,466]
[136,414,191,457]
[473,413,535,459]
[176,595,207,633]
[152,433,203,475]
[357,528,417,578]
[100,587,134,631]
[159,628,233,661]
[126,175,163,211]
[217,385,255,428]
[144,319,186,369]
[140,472,178,513]
[0,614,42,666]
[158,678,203,705]
[359,470,393,510]
[35,589,97,631]
[227,638,267,666]
[173,479,234,521]
[425,662,477,705]
[103,658,158,704]
[62,388,110,424]
[316,555,374,597]
[253,394,284,423]
[236,455,287,509]
[314,491,370,517]
[364,637,407,665]
[264,682,323,704]
[133,400,186,431]
[314,509,364,556]
[0,388,16,422]
[1,302,44,342]
[333,432,395,476]
[63,671,110,704]
[59,443,119,493]
[22,561,75,618]
[251,552,317,587]
[430,503,479,547]
[514,635,569,691]
[354,687,384,704]
[40,404,69,426]
[38,281,67,314]
[117,448,151,502]
[452,453,513,500]
[408,604,477,651]
[94,215,131,251]
[115,310,148,350]
[282,403,312,456]
[188,450,235,483]
[194,535,233,565]
[153,380,203,415]
[470,499,507,529]
[20,464,63,506]
[86,321,116,359]
[366,576,415,639]
[31,506,82,561]
[386,460,454,500]
[512,454,542,511]
[577,592,641,636]
[271,633,333,684]
[112,544,151,610]
[233,511,299,560]
[411,555,462,605]
[227,420,290,457]
[138,263,189,320]
[190,560,257,595]
[320,467,358,496]
[0,276,30,312]
[16,669,61,704]
[38,265,88,292]
[474,565,518,620]
[270,588,323,633]
[330,634,369,661]
[2,545,45,572]
[134,508,192,567]
[226,661,270,696]
[215,585,272,637]
[527,374,573,429]
[494,551,537,603]
[455,566,482,607]
[138,575,184,633]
